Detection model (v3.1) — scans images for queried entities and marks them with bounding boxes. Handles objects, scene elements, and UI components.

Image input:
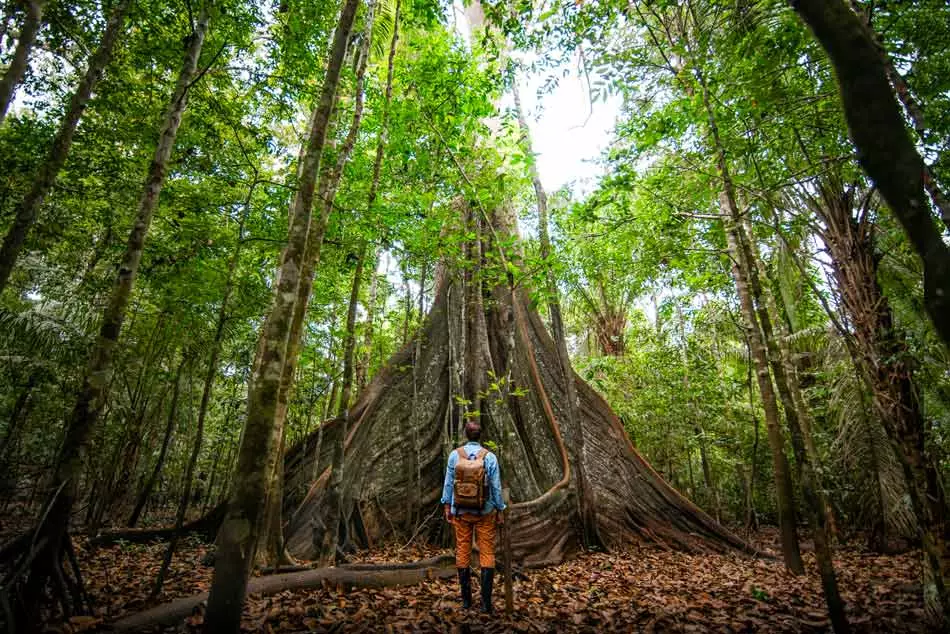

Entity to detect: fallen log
[258,554,453,576]
[107,557,455,631]
[90,503,225,547]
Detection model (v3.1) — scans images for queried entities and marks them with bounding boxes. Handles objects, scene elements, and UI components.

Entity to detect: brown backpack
[453,446,489,510]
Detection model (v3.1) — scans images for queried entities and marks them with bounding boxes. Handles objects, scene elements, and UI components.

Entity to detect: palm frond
[829,362,916,538]
[0,306,88,363]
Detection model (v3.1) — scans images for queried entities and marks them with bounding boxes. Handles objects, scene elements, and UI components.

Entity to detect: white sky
[511,66,621,195]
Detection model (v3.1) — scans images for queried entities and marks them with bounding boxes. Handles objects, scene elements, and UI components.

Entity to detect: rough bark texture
[203,0,360,629]
[263,1,377,570]
[14,11,207,626]
[316,244,366,565]
[281,206,752,567]
[790,0,950,349]
[808,177,950,624]
[725,206,849,631]
[0,0,131,292]
[0,0,46,125]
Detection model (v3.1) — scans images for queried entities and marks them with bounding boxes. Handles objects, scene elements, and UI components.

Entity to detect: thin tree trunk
[203,0,360,628]
[724,219,803,574]
[18,9,208,623]
[152,363,204,598]
[0,0,46,125]
[128,356,186,527]
[0,372,36,462]
[724,199,848,632]
[355,0,399,390]
[512,80,602,550]
[744,215,838,538]
[318,243,366,565]
[262,0,377,570]
[790,0,950,348]
[0,0,131,291]
[356,250,378,390]
[154,183,250,582]
[676,303,720,522]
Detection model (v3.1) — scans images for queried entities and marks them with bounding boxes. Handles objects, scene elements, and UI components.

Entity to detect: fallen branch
[90,504,225,547]
[108,557,455,631]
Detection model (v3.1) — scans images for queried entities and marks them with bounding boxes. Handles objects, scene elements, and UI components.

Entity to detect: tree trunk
[676,302,720,522]
[0,371,36,463]
[16,8,208,624]
[808,177,950,625]
[153,182,249,585]
[0,0,131,292]
[203,0,360,629]
[128,356,186,527]
[790,0,950,348]
[743,215,838,538]
[317,243,366,565]
[512,80,602,550]
[724,198,848,632]
[0,0,45,125]
[281,202,753,568]
[356,250,378,391]
[262,0,377,570]
[357,0,400,389]
[723,220,802,574]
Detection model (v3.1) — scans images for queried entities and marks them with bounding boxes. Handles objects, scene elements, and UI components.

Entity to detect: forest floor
[15,527,930,633]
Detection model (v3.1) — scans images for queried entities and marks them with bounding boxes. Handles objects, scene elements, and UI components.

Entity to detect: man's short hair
[464,421,481,441]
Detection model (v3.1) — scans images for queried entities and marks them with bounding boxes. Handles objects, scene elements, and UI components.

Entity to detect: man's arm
[440,451,457,522]
[488,453,506,513]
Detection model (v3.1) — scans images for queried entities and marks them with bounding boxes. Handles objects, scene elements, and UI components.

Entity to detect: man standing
[441,421,506,613]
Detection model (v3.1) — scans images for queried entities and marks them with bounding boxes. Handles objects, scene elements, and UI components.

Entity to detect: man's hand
[444,504,454,524]
[496,510,505,525]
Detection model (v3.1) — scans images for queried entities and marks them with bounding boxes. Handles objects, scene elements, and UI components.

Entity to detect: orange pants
[453,512,496,568]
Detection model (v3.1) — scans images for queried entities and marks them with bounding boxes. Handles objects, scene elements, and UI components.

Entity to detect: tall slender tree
[204,0,361,628]
[0,0,132,292]
[16,6,210,623]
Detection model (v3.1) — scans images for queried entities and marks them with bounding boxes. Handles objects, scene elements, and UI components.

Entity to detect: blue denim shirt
[441,441,506,516]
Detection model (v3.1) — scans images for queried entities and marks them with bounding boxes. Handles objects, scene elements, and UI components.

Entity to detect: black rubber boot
[480,567,495,614]
[458,567,472,609]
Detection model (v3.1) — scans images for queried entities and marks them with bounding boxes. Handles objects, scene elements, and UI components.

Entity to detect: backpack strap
[456,447,468,461]
[476,448,488,460]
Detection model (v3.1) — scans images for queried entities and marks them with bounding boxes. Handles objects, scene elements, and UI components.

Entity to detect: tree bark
[203,0,360,629]
[724,198,849,632]
[0,0,131,292]
[0,0,46,125]
[0,371,36,463]
[154,182,250,589]
[281,201,753,569]
[790,0,950,348]
[17,8,208,624]
[355,0,398,410]
[808,177,950,624]
[848,1,950,232]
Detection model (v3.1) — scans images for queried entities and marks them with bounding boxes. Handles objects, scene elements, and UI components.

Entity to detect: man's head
[464,421,481,442]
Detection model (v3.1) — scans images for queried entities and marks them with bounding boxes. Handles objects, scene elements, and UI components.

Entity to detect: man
[441,421,506,613]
